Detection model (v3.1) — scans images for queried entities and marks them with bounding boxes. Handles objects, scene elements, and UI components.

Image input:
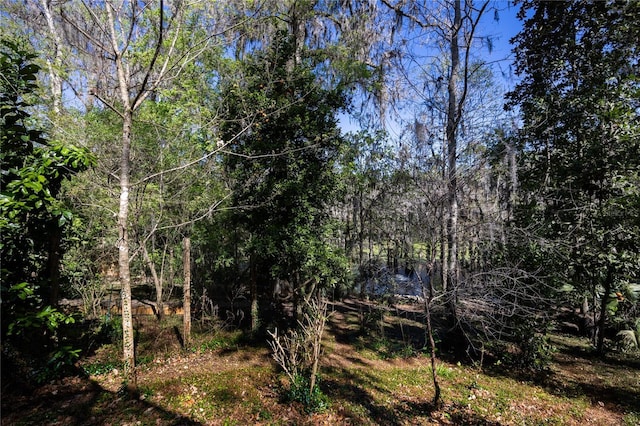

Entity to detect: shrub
[268,296,330,413]
[287,374,330,414]
[488,318,554,371]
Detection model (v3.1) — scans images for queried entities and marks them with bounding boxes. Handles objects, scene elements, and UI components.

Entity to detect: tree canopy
[1,37,94,367]
[509,0,640,352]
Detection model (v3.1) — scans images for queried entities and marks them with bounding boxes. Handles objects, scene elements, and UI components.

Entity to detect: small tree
[268,296,330,413]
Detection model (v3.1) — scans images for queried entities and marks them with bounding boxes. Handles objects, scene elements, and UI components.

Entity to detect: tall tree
[380,0,491,314]
[220,33,350,328]
[509,0,640,353]
[14,0,230,387]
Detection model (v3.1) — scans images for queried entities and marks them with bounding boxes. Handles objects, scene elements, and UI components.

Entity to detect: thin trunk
[47,228,62,306]
[287,1,307,70]
[40,0,64,305]
[344,203,351,257]
[446,0,462,302]
[293,271,303,323]
[142,244,164,320]
[183,237,191,347]
[440,214,448,292]
[39,0,63,114]
[596,267,613,354]
[422,260,441,407]
[358,192,364,266]
[507,140,517,222]
[250,253,259,333]
[117,108,136,388]
[308,297,327,394]
[107,0,137,385]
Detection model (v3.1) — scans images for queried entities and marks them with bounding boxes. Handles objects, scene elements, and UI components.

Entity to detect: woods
[1,0,639,424]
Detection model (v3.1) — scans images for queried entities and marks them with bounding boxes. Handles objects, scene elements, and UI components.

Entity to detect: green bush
[287,374,330,414]
[98,315,123,347]
[489,318,554,371]
[514,319,554,370]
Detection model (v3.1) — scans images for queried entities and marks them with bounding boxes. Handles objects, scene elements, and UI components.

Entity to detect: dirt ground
[2,299,639,425]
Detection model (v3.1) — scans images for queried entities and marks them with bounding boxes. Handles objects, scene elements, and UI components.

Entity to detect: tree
[380,0,491,306]
[1,37,93,375]
[220,33,350,329]
[509,0,640,353]
[19,0,230,387]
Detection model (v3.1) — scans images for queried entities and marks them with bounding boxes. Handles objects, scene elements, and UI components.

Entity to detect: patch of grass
[82,360,121,376]
[144,367,274,423]
[191,330,243,353]
[354,335,425,360]
[139,385,155,399]
[624,411,640,426]
[434,364,456,379]
[137,353,154,365]
[493,388,511,413]
[565,397,589,420]
[286,374,330,413]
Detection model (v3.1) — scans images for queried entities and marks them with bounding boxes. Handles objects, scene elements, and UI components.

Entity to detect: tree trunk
[142,244,164,320]
[39,0,63,114]
[118,108,136,388]
[47,228,62,306]
[358,191,364,266]
[507,140,517,222]
[445,0,462,316]
[250,253,259,333]
[596,267,613,354]
[183,237,191,347]
[422,259,441,407]
[439,210,448,293]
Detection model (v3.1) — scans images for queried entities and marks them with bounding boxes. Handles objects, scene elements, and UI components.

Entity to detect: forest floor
[2,298,640,425]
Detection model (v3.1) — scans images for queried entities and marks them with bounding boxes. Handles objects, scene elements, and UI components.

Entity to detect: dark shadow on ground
[321,366,408,426]
[1,374,202,426]
[543,351,640,413]
[323,364,507,426]
[328,298,429,357]
[479,334,640,416]
[325,299,512,425]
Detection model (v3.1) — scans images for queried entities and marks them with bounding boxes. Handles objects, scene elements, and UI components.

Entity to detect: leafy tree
[509,0,640,353]
[26,0,232,386]
[0,37,93,379]
[220,33,350,328]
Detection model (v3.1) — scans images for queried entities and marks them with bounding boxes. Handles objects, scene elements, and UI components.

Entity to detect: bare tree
[268,295,329,405]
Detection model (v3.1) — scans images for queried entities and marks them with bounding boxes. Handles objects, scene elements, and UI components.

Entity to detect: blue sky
[338,1,525,134]
[484,1,522,59]
[482,1,524,87]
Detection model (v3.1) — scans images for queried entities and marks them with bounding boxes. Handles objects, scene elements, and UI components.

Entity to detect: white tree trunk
[107,0,137,387]
[117,108,136,387]
[38,0,63,114]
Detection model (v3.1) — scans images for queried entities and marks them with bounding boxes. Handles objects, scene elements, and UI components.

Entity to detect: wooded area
[1,0,639,424]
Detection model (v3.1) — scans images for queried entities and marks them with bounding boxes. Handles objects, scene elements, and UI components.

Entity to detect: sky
[339,1,525,135]
[482,1,524,88]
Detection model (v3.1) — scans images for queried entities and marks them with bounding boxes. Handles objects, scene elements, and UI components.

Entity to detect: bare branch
[131,0,164,110]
